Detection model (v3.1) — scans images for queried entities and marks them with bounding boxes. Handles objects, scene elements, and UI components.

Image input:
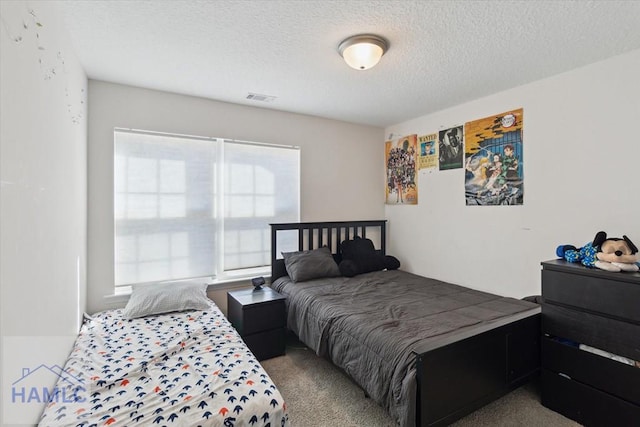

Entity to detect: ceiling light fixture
[338,34,388,71]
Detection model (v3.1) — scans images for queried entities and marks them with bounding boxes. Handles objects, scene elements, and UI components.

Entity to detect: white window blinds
[114,129,299,288]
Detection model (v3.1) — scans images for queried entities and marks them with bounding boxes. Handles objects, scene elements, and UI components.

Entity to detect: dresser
[227,287,286,361]
[540,260,640,426]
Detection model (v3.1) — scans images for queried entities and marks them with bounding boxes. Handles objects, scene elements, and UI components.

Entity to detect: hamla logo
[11,364,86,404]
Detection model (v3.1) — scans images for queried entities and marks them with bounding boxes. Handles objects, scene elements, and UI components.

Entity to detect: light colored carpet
[261,338,581,427]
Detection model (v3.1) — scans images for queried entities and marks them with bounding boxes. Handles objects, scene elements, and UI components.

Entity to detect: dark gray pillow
[282,246,341,282]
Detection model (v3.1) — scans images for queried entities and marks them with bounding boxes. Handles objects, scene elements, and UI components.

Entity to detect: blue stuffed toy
[556,242,599,268]
[557,231,640,272]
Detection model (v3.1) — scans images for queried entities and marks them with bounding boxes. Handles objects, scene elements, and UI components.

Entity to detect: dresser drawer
[542,336,640,405]
[543,303,640,361]
[542,269,640,322]
[541,368,640,427]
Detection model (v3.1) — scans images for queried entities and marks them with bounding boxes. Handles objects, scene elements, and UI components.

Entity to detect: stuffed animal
[338,236,400,277]
[557,231,639,272]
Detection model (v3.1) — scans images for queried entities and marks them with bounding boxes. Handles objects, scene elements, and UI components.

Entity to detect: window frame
[113,128,300,292]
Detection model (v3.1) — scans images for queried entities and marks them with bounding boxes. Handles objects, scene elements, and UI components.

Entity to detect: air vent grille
[246,93,277,103]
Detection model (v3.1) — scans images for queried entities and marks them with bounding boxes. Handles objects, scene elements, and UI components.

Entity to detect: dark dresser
[227,287,286,361]
[541,260,640,426]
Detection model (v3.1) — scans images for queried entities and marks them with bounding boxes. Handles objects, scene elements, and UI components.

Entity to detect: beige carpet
[261,338,581,426]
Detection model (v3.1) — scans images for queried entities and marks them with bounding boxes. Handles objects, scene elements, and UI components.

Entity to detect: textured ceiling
[59,0,640,127]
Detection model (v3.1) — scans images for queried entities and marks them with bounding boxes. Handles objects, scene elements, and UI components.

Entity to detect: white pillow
[123,281,211,319]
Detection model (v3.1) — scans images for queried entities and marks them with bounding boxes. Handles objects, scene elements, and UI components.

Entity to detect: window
[114,129,299,290]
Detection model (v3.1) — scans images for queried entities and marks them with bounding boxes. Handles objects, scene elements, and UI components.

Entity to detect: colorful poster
[438,125,464,170]
[464,108,524,206]
[385,134,418,205]
[418,134,438,169]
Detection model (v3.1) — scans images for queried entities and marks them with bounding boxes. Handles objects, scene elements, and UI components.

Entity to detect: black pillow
[384,255,401,270]
[339,236,399,277]
[338,259,360,277]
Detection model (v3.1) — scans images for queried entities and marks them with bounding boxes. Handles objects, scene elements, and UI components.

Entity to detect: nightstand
[227,287,286,361]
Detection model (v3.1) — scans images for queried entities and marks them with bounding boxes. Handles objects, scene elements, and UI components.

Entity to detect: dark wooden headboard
[270,220,387,283]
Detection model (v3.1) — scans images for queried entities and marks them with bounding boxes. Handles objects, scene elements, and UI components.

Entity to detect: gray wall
[88,81,384,313]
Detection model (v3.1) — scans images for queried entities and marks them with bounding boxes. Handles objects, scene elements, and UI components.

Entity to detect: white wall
[0,0,87,424]
[88,81,384,313]
[385,50,640,299]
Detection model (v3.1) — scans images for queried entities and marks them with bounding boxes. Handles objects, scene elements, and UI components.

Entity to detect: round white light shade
[338,35,388,70]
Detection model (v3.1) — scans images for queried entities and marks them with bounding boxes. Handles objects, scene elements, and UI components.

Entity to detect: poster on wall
[464,108,524,206]
[385,134,418,205]
[438,125,464,170]
[418,133,438,169]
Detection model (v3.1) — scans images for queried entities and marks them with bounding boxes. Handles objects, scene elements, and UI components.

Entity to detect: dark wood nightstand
[227,287,286,361]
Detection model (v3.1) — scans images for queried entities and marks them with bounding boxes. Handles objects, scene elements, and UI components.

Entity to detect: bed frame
[270,220,540,427]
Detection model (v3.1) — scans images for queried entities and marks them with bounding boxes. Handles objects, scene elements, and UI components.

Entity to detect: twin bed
[38,300,289,426]
[40,219,540,427]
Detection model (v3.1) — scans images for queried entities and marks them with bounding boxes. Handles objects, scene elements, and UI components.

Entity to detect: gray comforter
[271,269,538,426]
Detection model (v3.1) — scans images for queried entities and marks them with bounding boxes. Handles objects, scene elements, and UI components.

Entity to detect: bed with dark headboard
[270,220,541,427]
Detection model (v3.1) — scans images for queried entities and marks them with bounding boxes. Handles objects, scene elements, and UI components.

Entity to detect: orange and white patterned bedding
[38,302,289,427]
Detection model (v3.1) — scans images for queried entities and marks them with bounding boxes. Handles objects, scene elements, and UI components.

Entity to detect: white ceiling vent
[246,92,277,103]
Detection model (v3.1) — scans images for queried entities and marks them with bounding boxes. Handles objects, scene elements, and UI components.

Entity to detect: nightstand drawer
[543,303,640,361]
[243,327,286,361]
[542,269,640,322]
[541,368,640,427]
[227,288,287,336]
[240,301,285,335]
[542,336,640,405]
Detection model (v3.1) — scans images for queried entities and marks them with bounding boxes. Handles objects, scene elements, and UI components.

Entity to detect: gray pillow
[282,246,341,282]
[123,281,211,319]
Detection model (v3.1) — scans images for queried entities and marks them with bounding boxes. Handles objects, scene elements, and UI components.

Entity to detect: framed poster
[385,134,418,205]
[438,125,464,170]
[418,133,438,170]
[464,108,524,206]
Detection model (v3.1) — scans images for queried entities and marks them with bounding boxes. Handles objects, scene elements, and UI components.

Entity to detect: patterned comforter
[38,302,289,427]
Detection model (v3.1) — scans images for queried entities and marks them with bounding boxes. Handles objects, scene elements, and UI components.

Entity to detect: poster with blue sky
[464,109,524,206]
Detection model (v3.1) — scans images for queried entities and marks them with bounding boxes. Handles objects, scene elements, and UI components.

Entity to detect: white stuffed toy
[594,232,640,272]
